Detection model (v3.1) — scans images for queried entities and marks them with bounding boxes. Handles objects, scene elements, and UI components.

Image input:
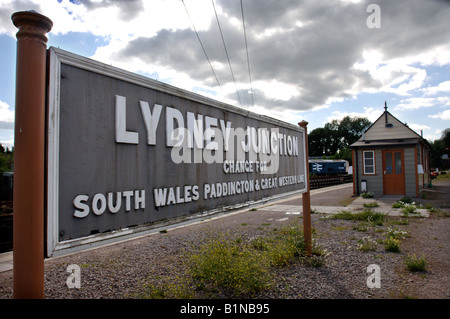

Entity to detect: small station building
[350,103,431,198]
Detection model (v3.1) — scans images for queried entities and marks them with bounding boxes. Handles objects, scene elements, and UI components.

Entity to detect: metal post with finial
[384,101,388,124]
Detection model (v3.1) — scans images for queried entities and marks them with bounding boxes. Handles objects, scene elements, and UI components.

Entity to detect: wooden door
[382,149,405,195]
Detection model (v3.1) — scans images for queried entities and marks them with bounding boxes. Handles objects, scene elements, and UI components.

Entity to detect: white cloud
[0,99,14,148]
[408,123,430,132]
[422,128,443,142]
[325,106,380,124]
[246,105,304,127]
[253,80,300,102]
[428,109,450,121]
[0,99,14,129]
[423,81,450,96]
[353,51,427,96]
[396,97,450,110]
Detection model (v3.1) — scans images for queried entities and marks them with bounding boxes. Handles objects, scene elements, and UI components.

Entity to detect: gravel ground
[0,181,448,300]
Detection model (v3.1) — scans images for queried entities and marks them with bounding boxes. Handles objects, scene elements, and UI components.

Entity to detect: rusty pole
[298,121,312,256]
[11,10,52,299]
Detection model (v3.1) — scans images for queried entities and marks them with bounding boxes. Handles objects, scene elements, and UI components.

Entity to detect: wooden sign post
[11,10,52,299]
[298,121,312,256]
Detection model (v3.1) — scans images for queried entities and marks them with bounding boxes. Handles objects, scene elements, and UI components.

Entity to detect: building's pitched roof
[350,103,429,148]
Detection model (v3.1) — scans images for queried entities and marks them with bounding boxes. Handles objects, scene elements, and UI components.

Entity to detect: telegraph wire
[240,0,254,107]
[211,0,243,108]
[181,0,226,102]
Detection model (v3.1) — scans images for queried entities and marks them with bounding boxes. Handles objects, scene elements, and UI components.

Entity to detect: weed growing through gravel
[137,221,324,299]
[404,254,427,272]
[363,202,379,208]
[353,222,370,232]
[401,204,418,216]
[326,209,386,226]
[385,227,409,240]
[392,197,418,216]
[357,236,378,252]
[384,237,401,252]
[382,225,408,253]
[361,192,374,198]
[139,276,194,299]
[189,232,272,297]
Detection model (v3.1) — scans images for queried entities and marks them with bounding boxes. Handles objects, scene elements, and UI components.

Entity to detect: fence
[310,175,353,190]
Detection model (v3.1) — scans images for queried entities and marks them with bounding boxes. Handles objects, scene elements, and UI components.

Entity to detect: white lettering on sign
[73,190,145,218]
[153,185,200,207]
[115,95,139,144]
[223,160,268,174]
[72,174,305,216]
[71,96,305,220]
[140,101,162,145]
[114,95,299,159]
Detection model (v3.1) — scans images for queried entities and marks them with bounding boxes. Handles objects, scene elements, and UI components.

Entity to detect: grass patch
[404,254,427,272]
[328,209,386,226]
[139,276,194,299]
[353,224,368,232]
[392,197,419,217]
[189,232,272,297]
[138,221,323,299]
[332,225,349,231]
[385,227,409,239]
[363,202,379,208]
[361,192,374,198]
[384,237,401,252]
[401,205,418,216]
[388,218,410,226]
[357,236,378,252]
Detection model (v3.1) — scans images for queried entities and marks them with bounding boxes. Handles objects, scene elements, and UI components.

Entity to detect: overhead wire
[181,0,226,101]
[211,0,243,108]
[240,0,254,107]
[182,0,254,109]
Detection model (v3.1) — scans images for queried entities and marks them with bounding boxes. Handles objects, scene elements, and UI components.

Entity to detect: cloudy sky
[0,0,449,149]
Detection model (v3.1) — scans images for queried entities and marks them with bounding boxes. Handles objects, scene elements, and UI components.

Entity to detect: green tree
[309,127,332,156]
[308,116,371,161]
[0,144,14,173]
[338,116,372,148]
[430,128,450,169]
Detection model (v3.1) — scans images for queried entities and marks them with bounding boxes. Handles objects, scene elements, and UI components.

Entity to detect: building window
[363,150,375,174]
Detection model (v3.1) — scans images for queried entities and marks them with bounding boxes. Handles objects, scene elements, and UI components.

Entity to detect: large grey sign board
[47,47,307,257]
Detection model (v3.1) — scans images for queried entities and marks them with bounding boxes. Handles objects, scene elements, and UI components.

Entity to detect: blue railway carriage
[309,159,349,175]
